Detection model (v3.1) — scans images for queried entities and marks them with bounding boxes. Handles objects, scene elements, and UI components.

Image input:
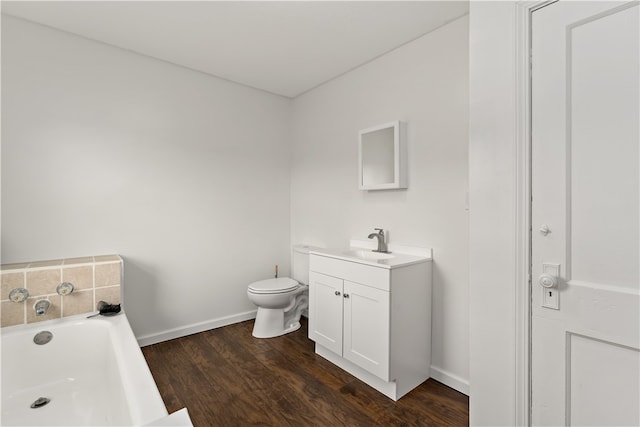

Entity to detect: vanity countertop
[310,242,432,270]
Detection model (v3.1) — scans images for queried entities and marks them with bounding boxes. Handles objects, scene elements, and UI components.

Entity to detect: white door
[342,280,390,380]
[308,271,343,355]
[531,2,639,426]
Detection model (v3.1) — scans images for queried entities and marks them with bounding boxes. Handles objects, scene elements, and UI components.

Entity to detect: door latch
[539,263,560,310]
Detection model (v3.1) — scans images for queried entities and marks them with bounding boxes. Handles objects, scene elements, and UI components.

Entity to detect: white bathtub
[1,312,168,426]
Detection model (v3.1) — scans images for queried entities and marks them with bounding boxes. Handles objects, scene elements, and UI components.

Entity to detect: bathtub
[1,312,168,426]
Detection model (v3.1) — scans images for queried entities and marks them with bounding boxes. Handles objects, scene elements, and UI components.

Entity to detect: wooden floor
[142,318,469,426]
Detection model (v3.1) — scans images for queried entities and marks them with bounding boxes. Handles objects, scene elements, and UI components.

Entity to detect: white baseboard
[137,310,257,347]
[430,365,469,396]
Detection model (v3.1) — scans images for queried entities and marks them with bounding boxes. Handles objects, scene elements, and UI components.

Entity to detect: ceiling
[1,1,469,98]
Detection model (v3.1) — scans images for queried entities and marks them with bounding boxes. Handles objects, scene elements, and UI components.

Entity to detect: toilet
[247,245,312,338]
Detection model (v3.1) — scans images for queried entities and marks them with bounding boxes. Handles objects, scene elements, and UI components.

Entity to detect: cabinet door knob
[335,290,341,296]
[343,293,350,298]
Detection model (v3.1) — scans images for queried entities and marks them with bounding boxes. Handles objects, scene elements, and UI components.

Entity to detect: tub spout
[34,300,50,316]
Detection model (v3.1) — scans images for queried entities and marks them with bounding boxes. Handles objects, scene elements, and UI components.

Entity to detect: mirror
[358,121,407,190]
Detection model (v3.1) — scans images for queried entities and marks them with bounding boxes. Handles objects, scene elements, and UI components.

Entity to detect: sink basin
[342,249,395,261]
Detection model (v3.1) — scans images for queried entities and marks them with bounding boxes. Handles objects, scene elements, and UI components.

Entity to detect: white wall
[290,16,469,393]
[469,2,521,425]
[2,13,471,394]
[1,15,292,341]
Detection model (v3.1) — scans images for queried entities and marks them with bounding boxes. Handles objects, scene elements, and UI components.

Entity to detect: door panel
[531,2,640,425]
[568,4,639,288]
[343,280,389,380]
[308,272,343,355]
[568,334,640,426]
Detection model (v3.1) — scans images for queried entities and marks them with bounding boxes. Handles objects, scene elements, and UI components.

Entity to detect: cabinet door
[308,271,343,355]
[343,280,390,381]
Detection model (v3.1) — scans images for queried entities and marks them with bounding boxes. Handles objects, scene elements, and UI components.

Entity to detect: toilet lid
[248,277,299,294]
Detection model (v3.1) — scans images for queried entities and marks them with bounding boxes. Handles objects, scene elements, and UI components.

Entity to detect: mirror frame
[358,120,407,190]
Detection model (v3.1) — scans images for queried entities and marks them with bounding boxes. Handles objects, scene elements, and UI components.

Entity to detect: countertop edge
[309,248,432,270]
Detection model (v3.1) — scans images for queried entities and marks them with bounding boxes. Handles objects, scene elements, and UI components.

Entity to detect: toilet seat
[248,277,299,294]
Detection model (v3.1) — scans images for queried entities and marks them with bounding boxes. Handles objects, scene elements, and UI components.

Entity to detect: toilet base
[252,308,302,339]
[249,284,308,339]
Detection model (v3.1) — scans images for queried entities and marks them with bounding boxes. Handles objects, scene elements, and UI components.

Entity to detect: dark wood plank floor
[142,318,468,426]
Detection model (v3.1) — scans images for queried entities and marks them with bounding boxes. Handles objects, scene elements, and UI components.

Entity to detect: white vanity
[308,242,432,400]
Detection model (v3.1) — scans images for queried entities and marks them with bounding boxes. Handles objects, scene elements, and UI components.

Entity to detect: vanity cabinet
[308,251,431,401]
[308,272,390,380]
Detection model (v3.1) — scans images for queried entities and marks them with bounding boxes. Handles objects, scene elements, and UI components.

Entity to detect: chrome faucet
[34,300,50,316]
[368,228,390,253]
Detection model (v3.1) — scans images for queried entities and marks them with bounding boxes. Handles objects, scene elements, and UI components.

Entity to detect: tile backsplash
[1,255,122,327]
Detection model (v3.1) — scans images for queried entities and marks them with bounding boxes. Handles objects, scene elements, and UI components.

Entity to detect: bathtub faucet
[34,300,50,316]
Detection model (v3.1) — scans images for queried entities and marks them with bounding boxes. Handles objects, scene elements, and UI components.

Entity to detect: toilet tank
[291,245,314,285]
